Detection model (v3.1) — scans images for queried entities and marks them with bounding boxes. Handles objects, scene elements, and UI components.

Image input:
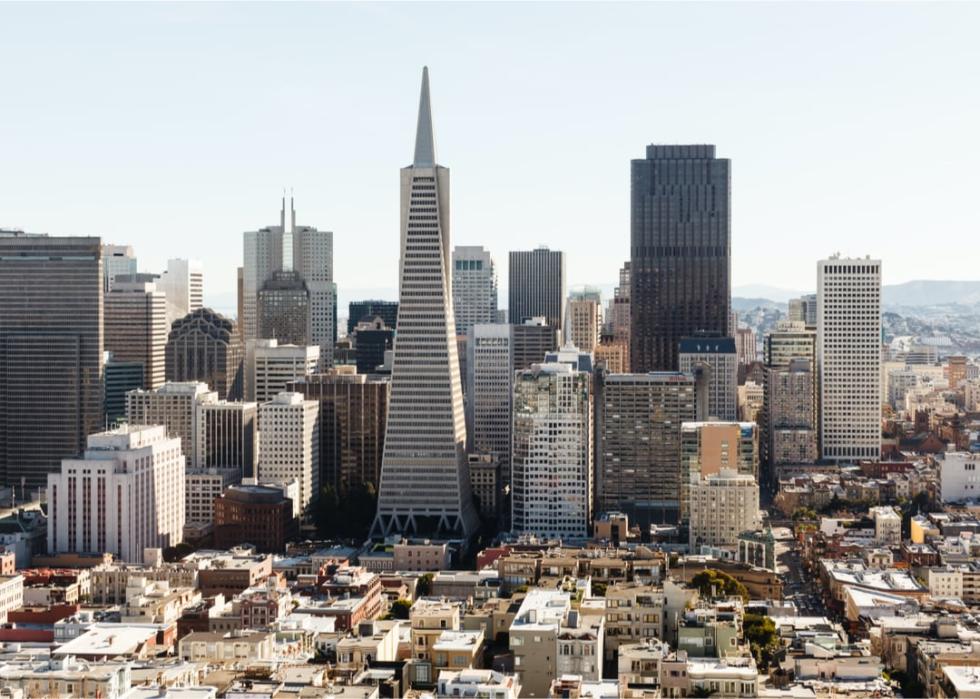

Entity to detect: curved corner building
[371,68,478,540]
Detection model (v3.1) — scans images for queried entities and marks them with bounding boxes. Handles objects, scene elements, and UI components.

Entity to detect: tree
[690,687,717,698]
[690,569,749,602]
[591,582,607,597]
[417,573,434,597]
[743,613,780,670]
[389,599,412,620]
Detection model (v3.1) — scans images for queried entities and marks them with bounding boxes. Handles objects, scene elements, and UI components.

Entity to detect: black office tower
[630,145,731,372]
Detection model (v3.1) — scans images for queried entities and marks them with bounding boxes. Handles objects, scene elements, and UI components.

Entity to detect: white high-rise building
[243,199,336,364]
[688,468,759,551]
[101,244,137,293]
[678,335,738,421]
[452,246,497,338]
[371,68,478,540]
[126,382,216,466]
[817,255,882,461]
[244,339,319,404]
[158,258,203,327]
[258,392,320,514]
[466,324,513,485]
[511,361,592,539]
[47,425,185,564]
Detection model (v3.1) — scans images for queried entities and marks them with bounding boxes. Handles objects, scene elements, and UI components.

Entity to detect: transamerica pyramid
[370,68,479,540]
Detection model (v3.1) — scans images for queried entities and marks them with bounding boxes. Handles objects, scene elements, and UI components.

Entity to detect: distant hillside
[733,297,783,312]
[883,280,980,307]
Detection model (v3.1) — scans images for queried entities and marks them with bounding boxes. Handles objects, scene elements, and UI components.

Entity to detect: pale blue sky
[2,2,979,310]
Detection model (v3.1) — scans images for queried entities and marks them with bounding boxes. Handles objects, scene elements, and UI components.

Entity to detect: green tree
[690,569,749,602]
[389,599,412,619]
[591,582,607,597]
[743,613,780,671]
[417,573,434,597]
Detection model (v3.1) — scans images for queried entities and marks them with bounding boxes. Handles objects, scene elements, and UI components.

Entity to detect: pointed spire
[413,66,436,167]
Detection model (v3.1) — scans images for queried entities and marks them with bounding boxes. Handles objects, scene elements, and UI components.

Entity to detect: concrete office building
[452,245,497,337]
[678,335,738,421]
[566,288,602,354]
[767,359,818,466]
[288,368,389,496]
[763,321,816,370]
[158,258,203,328]
[46,425,185,564]
[104,276,168,390]
[214,484,299,553]
[511,362,592,539]
[630,145,731,372]
[185,468,240,527]
[689,469,759,551]
[508,247,566,332]
[194,399,259,477]
[817,255,882,461]
[126,381,215,466]
[466,324,514,489]
[371,68,478,540]
[101,244,137,293]
[512,317,560,371]
[257,270,310,346]
[245,339,319,405]
[165,307,243,400]
[258,392,320,515]
[680,421,758,522]
[597,372,698,526]
[243,199,337,364]
[0,231,103,489]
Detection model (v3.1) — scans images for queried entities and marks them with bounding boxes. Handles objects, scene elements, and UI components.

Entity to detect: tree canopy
[690,569,749,602]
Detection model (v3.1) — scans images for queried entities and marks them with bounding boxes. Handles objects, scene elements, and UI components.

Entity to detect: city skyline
[3,3,980,311]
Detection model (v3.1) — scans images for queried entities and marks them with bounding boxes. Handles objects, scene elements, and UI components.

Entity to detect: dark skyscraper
[0,232,103,490]
[347,300,398,336]
[508,247,566,332]
[630,145,731,372]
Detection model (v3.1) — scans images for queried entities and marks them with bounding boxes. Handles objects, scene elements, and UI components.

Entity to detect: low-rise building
[178,630,274,664]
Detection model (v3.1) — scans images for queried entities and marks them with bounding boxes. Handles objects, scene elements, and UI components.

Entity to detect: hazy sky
[2,2,979,310]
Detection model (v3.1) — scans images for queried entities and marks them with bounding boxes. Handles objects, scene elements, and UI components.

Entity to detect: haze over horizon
[3,3,979,306]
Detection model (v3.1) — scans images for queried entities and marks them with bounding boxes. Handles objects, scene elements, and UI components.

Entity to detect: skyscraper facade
[347,300,398,336]
[767,359,818,466]
[244,339,319,404]
[194,399,259,477]
[158,258,204,327]
[817,255,882,461]
[511,361,592,538]
[452,245,497,338]
[102,244,137,293]
[630,145,731,372]
[466,324,514,487]
[508,247,566,332]
[512,317,560,371]
[104,275,168,390]
[257,270,311,346]
[165,308,244,400]
[566,288,602,354]
[0,232,103,489]
[372,68,478,539]
[258,392,320,515]
[289,367,390,496]
[596,372,697,526]
[678,335,738,421]
[126,381,215,466]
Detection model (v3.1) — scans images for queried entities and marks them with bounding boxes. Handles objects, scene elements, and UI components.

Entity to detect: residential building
[678,334,737,421]
[158,258,203,328]
[102,243,137,292]
[104,276,168,390]
[437,670,520,699]
[630,145,730,372]
[245,339,319,404]
[0,232,103,489]
[767,359,818,465]
[371,68,478,540]
[452,245,497,337]
[164,307,243,400]
[126,382,215,466]
[940,453,980,504]
[289,368,389,495]
[509,589,571,698]
[689,469,759,550]
[47,425,185,564]
[597,372,698,526]
[680,421,758,522]
[258,392,320,514]
[509,247,566,333]
[817,255,882,461]
[511,362,592,539]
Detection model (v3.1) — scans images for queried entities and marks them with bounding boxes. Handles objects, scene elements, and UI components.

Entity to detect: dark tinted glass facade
[347,300,398,336]
[630,145,731,372]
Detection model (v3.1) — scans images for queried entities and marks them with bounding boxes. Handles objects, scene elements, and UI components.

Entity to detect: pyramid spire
[413,66,436,167]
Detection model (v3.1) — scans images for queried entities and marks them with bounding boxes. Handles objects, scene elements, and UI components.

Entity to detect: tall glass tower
[371,68,478,540]
[630,145,731,372]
